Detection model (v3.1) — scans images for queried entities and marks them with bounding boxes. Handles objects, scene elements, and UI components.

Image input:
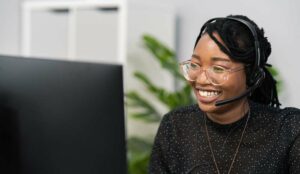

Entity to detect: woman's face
[190,33,247,114]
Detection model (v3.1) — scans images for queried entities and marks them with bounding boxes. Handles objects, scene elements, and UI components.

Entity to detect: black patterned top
[149,101,300,174]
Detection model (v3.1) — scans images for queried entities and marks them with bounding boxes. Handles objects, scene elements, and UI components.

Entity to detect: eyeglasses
[179,60,244,85]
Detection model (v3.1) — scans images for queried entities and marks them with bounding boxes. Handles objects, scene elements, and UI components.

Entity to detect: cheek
[222,73,247,94]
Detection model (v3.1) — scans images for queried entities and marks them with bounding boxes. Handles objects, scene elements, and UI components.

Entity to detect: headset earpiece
[249,67,265,86]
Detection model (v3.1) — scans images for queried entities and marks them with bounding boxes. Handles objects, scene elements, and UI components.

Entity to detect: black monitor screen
[0,55,126,174]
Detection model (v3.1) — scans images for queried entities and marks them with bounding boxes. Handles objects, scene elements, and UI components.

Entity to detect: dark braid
[194,15,281,108]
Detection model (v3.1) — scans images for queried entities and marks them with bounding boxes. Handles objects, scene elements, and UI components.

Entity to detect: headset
[196,17,266,107]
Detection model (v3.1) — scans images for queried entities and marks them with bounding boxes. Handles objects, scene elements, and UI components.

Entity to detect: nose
[195,70,210,85]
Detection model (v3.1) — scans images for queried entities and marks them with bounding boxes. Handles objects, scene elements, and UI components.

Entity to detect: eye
[211,65,226,73]
[189,62,199,70]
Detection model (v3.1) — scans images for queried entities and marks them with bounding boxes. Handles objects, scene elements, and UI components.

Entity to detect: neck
[206,99,249,125]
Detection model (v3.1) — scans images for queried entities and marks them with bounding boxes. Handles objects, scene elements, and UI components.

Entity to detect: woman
[149,15,300,174]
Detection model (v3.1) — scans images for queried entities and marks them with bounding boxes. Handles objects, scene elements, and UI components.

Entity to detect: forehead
[193,33,231,62]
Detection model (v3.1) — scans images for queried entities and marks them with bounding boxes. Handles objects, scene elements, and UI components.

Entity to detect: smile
[199,90,221,97]
[196,88,222,103]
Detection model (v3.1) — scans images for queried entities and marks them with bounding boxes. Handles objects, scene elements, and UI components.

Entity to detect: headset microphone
[215,70,265,106]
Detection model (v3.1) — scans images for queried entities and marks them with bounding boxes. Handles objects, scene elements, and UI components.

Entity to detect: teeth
[199,90,220,97]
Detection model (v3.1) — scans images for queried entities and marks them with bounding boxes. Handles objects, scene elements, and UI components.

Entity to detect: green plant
[126,34,195,174]
[126,35,195,122]
[126,34,283,174]
[266,66,283,93]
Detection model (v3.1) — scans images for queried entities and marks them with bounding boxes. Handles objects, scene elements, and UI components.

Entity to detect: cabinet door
[76,8,119,63]
[31,10,69,59]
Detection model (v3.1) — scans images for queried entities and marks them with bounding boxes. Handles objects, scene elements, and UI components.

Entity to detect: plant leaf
[134,71,195,109]
[143,34,184,80]
[127,137,152,174]
[126,91,161,122]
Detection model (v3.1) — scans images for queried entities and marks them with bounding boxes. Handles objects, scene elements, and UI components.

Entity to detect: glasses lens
[206,66,228,85]
[181,62,198,81]
[180,62,229,85]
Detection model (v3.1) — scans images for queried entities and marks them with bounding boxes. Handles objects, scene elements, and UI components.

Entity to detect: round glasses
[179,60,244,85]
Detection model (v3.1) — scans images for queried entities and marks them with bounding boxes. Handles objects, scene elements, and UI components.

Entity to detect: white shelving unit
[21,0,176,137]
[21,0,127,64]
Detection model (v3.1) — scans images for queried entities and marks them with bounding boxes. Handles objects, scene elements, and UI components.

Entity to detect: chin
[196,100,227,114]
[197,101,217,113]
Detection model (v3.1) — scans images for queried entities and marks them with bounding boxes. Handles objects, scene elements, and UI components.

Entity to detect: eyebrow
[211,57,231,62]
[191,54,231,62]
[191,54,201,59]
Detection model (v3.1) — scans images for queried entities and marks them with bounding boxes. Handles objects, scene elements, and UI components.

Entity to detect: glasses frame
[179,60,244,86]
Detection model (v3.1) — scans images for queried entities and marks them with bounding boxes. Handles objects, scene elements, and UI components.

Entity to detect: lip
[194,88,222,104]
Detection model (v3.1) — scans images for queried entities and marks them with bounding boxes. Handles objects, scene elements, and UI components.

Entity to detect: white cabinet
[22,0,126,64]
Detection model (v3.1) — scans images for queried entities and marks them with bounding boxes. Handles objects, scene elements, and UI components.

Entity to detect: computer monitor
[0,55,126,174]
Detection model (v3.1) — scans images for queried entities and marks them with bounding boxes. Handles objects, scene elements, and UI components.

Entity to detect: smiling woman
[187,33,248,123]
[149,15,300,174]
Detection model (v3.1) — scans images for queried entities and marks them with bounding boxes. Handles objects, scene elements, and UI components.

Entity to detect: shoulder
[157,104,202,132]
[162,104,201,123]
[250,100,300,119]
[280,106,300,117]
[154,104,201,144]
[251,101,300,136]
[279,106,300,135]
[275,105,300,128]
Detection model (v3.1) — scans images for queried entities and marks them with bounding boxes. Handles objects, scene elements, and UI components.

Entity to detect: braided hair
[194,15,281,108]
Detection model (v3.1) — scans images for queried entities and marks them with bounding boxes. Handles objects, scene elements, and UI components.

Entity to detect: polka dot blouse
[149,101,300,174]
